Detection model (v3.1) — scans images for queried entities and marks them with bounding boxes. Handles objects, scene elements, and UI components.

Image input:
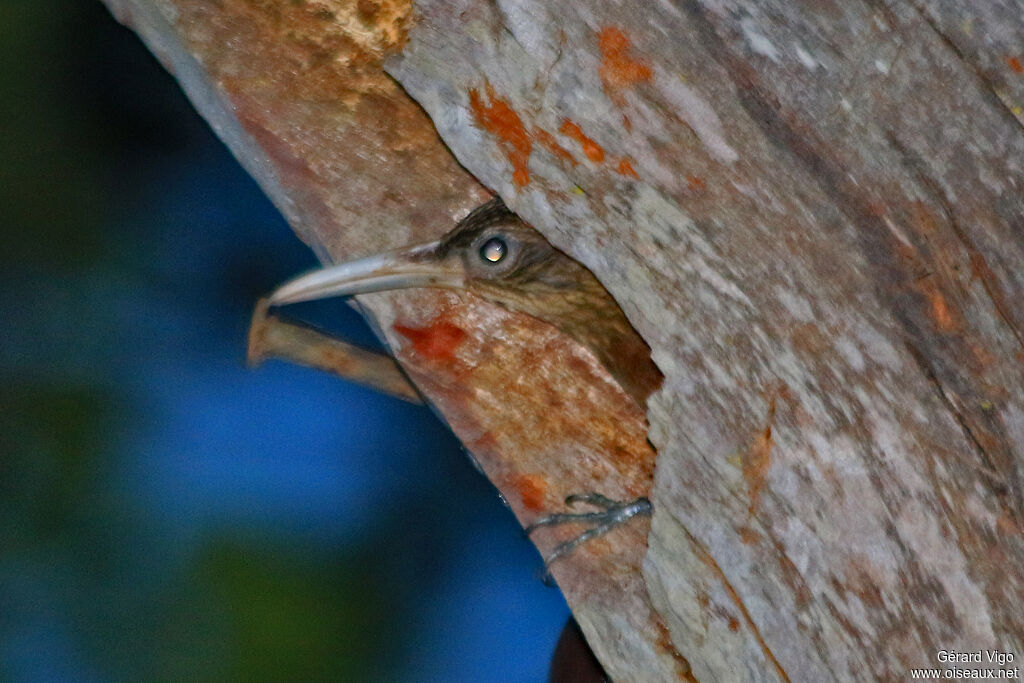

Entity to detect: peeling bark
[103,0,1024,680]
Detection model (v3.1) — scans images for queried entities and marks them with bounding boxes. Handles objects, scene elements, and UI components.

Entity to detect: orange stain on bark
[686,175,706,192]
[616,157,639,178]
[737,526,761,545]
[690,539,791,683]
[469,84,532,186]
[513,473,549,511]
[652,621,696,681]
[1006,56,1024,74]
[533,128,577,166]
[394,320,467,362]
[743,396,776,515]
[745,427,772,514]
[559,119,605,162]
[926,289,957,332]
[598,26,653,94]
[908,201,961,333]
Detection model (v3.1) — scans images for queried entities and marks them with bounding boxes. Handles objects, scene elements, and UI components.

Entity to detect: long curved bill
[269,241,464,306]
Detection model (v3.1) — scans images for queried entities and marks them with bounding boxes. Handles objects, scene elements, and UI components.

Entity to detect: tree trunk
[102,0,1024,680]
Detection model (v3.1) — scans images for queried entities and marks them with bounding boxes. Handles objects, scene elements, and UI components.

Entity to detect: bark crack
[905,0,1024,135]
[679,520,791,683]
[883,129,1024,354]
[901,338,1011,494]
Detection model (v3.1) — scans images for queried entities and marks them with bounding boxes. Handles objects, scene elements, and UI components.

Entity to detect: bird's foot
[525,494,652,572]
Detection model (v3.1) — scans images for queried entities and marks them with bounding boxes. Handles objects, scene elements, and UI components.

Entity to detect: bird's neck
[535,299,663,408]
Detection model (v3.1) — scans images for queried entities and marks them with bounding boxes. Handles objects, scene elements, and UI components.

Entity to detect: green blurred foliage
[0,0,109,270]
[190,540,396,682]
[0,381,114,550]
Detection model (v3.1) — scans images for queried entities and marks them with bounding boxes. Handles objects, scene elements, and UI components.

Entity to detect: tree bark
[102,0,1024,680]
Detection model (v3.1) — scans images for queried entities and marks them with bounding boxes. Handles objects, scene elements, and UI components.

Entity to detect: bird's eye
[479,237,508,264]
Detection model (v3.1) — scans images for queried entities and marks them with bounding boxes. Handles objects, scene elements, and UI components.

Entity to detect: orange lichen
[743,396,775,515]
[394,320,467,362]
[737,526,761,545]
[907,202,962,333]
[926,288,958,332]
[1006,56,1024,74]
[533,128,577,166]
[598,26,653,97]
[559,119,605,162]
[744,428,772,514]
[469,84,532,186]
[616,157,639,178]
[686,175,706,192]
[513,473,549,511]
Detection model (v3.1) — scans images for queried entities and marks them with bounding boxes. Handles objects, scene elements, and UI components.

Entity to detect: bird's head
[270,198,661,402]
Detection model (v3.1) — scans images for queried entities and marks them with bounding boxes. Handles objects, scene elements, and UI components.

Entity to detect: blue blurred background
[0,2,569,680]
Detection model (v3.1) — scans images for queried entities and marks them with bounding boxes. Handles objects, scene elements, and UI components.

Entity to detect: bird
[268,196,662,564]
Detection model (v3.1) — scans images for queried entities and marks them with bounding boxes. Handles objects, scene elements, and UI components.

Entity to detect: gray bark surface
[391,1,1024,678]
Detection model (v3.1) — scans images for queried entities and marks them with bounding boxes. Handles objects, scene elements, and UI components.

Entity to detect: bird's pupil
[480,237,507,263]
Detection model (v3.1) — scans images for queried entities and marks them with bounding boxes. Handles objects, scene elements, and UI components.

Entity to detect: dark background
[0,2,568,680]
